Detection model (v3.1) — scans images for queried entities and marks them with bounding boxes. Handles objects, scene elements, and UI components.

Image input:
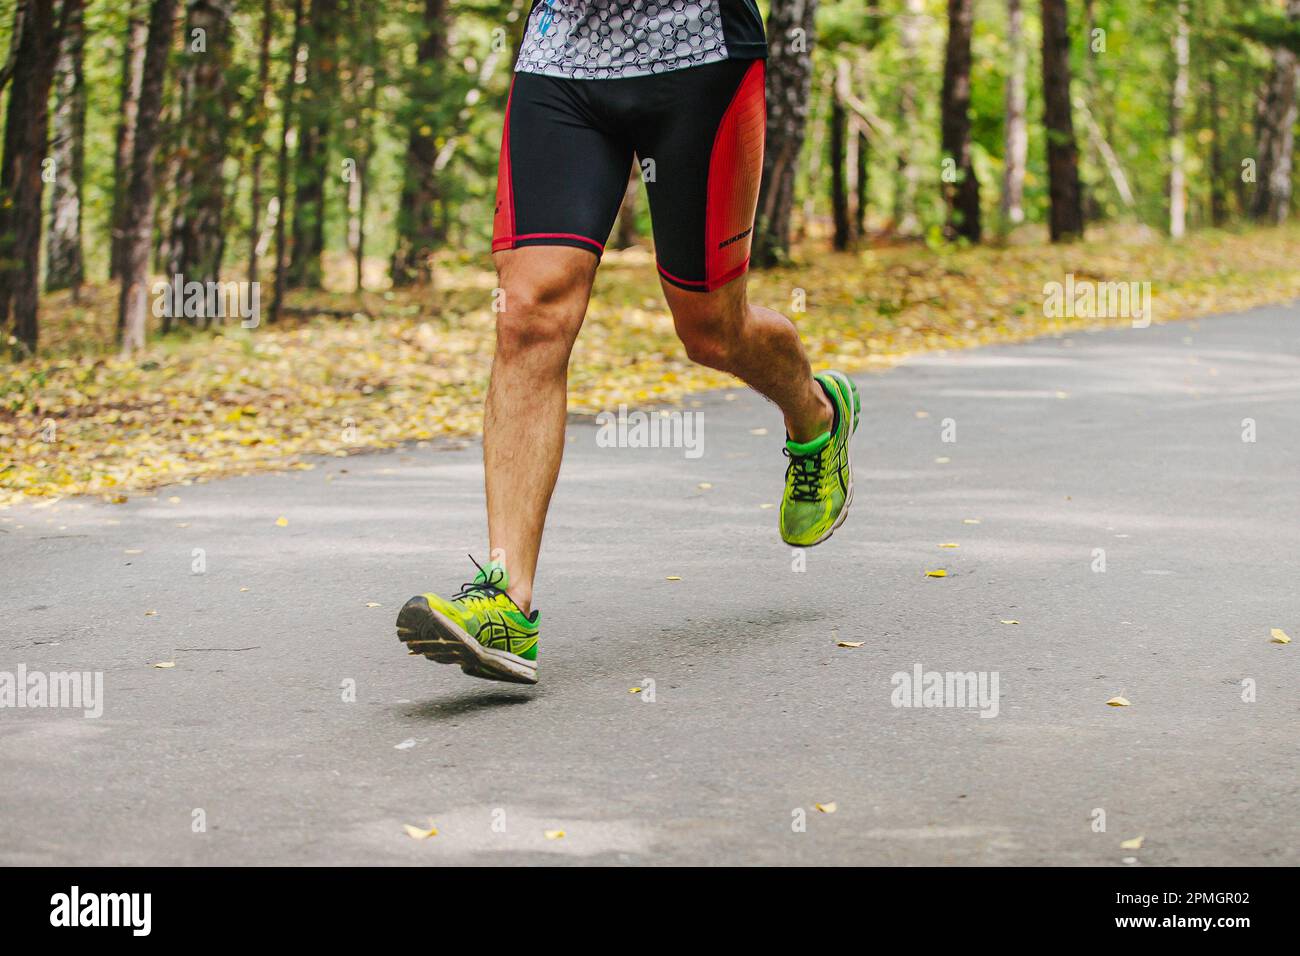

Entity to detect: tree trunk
[753,0,818,268]
[271,0,306,323]
[1041,0,1084,241]
[0,0,60,354]
[893,0,924,236]
[391,0,449,287]
[45,0,87,297]
[345,3,380,291]
[1000,0,1028,230]
[941,0,981,242]
[1168,0,1190,238]
[168,0,234,299]
[856,125,869,239]
[116,0,178,354]
[829,72,849,251]
[289,0,340,289]
[1251,0,1300,224]
[248,0,274,284]
[110,0,149,280]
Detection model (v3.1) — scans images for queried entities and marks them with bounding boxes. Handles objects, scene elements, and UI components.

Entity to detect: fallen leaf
[1270,628,1291,644]
[750,427,768,436]
[1106,696,1131,707]
[1119,835,1145,850]
[168,496,181,504]
[275,516,288,527]
[403,819,438,840]
[837,641,865,648]
[939,543,960,548]
[239,586,250,592]
[124,548,143,555]
[759,502,774,509]
[544,829,566,840]
[697,482,712,490]
[815,802,837,814]
[665,575,681,581]
[934,456,951,464]
[914,410,930,419]
[963,518,981,525]
[153,661,175,669]
[926,569,948,578]
[999,619,1020,625]
[394,739,416,750]
[365,602,382,608]
[144,609,157,616]
[629,687,642,694]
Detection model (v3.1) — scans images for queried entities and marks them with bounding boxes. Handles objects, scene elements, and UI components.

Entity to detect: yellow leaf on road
[1270,628,1291,644]
[275,516,288,527]
[403,820,438,840]
[963,518,981,525]
[1000,620,1020,625]
[1120,835,1145,850]
[544,829,566,840]
[153,661,175,669]
[365,602,381,608]
[1106,696,1131,707]
[926,569,947,578]
[815,802,837,814]
[666,575,681,581]
[939,543,959,548]
[837,641,864,648]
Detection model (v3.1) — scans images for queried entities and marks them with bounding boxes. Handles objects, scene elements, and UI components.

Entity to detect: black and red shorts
[492,58,766,292]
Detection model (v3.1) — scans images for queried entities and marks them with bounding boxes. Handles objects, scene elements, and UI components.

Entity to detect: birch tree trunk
[753,0,818,267]
[1000,0,1028,230]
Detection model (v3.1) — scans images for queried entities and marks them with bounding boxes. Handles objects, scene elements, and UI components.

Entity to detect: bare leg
[661,276,832,442]
[485,247,597,613]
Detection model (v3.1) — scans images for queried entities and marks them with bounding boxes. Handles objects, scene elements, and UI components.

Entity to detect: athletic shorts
[492,58,766,292]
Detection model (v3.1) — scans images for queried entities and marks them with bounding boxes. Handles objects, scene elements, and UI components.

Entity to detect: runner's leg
[486,73,631,611]
[485,247,596,614]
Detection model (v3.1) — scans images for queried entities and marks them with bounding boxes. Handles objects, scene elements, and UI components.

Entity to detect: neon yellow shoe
[396,557,538,685]
[779,370,860,547]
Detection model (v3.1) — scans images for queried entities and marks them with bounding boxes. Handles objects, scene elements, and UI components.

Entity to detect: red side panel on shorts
[492,80,516,252]
[704,60,766,291]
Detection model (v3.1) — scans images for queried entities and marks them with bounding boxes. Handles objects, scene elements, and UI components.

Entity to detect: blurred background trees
[0,0,1297,356]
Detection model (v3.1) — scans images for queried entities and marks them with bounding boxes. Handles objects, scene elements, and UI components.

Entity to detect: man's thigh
[635,59,767,294]
[493,72,634,260]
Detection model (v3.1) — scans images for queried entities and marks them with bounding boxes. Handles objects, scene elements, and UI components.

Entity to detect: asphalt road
[2,304,1297,865]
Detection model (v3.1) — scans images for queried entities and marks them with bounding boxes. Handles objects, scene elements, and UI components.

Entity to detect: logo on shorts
[718,227,752,250]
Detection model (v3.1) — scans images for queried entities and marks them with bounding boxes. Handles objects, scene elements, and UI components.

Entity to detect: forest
[2,0,1300,503]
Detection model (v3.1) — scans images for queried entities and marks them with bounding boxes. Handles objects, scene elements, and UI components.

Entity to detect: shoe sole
[396,596,538,685]
[782,372,860,548]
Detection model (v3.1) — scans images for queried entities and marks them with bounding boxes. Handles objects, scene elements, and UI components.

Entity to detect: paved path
[2,304,1297,865]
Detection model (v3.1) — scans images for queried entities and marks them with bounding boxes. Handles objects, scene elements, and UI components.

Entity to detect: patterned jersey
[515,0,767,80]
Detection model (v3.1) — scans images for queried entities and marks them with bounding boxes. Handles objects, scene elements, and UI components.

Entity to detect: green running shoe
[779,370,861,547]
[396,557,539,685]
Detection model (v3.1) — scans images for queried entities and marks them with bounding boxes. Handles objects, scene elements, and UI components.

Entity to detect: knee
[676,304,745,372]
[495,271,584,364]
